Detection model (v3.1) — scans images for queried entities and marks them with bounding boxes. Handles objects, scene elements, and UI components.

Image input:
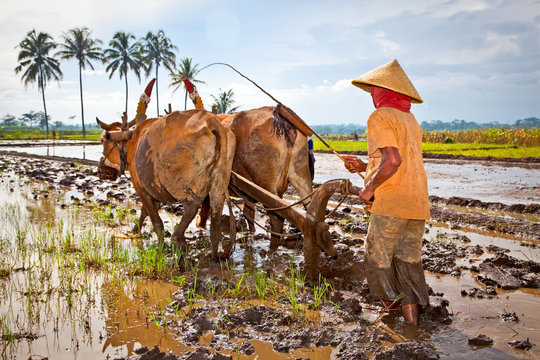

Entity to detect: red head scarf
[371,86,411,112]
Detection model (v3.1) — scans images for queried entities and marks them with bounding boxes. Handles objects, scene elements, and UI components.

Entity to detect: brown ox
[199,106,314,250]
[96,93,236,259]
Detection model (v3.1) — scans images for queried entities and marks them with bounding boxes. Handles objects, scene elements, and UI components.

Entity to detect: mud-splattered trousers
[364,214,429,306]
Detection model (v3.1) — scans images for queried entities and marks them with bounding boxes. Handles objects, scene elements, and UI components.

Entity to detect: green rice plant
[131,243,173,279]
[281,264,306,315]
[172,275,186,287]
[227,273,247,298]
[374,293,405,322]
[313,140,368,153]
[312,274,332,310]
[0,314,16,344]
[186,273,202,304]
[253,268,269,300]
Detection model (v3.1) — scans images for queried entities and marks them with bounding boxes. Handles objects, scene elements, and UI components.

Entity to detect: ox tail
[271,105,297,148]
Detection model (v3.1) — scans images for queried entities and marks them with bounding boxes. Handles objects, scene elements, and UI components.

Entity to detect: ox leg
[209,196,228,260]
[132,201,161,234]
[196,195,210,229]
[269,212,285,251]
[242,199,256,233]
[132,206,147,234]
[171,198,204,254]
[139,195,165,244]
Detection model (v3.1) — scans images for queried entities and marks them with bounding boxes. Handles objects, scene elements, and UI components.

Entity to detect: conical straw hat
[352,59,423,103]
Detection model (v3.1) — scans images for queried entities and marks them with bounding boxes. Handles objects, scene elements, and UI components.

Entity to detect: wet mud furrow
[0,152,539,360]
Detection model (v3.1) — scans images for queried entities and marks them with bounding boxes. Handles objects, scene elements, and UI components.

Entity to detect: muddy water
[315,153,540,205]
[424,227,540,359]
[2,144,540,205]
[0,143,103,161]
[1,151,540,359]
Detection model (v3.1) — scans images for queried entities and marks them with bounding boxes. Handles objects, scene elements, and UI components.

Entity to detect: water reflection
[1,143,103,162]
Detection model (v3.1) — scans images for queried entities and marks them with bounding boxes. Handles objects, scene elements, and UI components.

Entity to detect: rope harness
[99,135,129,179]
[228,178,355,239]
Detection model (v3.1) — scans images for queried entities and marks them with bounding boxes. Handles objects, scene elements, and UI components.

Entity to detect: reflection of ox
[200,106,313,250]
[96,81,236,259]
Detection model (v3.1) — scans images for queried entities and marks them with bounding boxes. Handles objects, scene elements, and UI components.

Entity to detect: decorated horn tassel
[136,78,156,125]
[181,76,205,110]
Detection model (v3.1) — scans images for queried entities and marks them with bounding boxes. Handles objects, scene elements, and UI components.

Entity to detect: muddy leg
[132,202,159,234]
[242,199,256,233]
[209,195,229,260]
[269,213,284,251]
[139,195,165,244]
[196,195,210,229]
[171,198,204,253]
[402,303,419,325]
[223,195,236,257]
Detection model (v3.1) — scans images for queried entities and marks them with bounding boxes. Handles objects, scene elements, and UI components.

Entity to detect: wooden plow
[229,172,361,280]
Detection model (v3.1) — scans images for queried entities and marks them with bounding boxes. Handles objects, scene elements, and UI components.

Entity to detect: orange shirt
[365,107,430,220]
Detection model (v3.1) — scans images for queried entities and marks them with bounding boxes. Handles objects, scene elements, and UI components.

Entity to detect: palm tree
[211,89,240,114]
[104,31,145,117]
[170,57,205,110]
[140,30,177,117]
[15,29,62,138]
[57,27,103,138]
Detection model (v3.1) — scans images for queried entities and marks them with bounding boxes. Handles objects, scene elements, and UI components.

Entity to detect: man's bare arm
[358,147,401,204]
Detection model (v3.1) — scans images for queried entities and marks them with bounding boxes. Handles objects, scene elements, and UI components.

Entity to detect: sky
[1,0,539,127]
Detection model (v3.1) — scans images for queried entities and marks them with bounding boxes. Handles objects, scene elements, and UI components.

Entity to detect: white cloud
[372,31,401,53]
[427,30,520,65]
[425,0,490,18]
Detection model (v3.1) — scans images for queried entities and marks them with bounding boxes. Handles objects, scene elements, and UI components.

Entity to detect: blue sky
[1,0,539,127]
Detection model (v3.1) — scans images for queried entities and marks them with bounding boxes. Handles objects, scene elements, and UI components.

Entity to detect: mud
[1,150,539,359]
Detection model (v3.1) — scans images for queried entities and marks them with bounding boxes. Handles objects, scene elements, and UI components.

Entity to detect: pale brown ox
[200,106,314,250]
[96,109,236,259]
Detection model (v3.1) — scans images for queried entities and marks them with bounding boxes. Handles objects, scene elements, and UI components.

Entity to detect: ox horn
[181,76,205,110]
[96,117,117,131]
[135,78,156,125]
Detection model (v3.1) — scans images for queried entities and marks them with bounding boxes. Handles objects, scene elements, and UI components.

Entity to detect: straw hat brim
[352,59,423,103]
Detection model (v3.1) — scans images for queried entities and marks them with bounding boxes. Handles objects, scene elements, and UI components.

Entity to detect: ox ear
[96,117,115,131]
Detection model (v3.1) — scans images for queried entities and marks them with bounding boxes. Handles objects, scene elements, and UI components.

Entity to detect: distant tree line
[311,124,367,137]
[420,117,540,131]
[14,27,239,138]
[307,117,539,136]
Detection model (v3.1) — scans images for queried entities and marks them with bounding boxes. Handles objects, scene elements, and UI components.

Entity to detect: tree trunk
[155,66,159,117]
[39,70,49,138]
[79,62,86,138]
[124,73,129,118]
[184,89,188,110]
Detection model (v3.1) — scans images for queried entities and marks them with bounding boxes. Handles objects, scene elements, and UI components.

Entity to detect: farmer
[343,59,430,325]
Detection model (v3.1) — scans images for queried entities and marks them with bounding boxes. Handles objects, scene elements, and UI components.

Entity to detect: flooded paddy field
[0,148,539,359]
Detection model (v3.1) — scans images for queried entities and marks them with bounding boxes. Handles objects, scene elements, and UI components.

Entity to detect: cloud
[424,0,490,18]
[372,31,401,53]
[429,30,520,65]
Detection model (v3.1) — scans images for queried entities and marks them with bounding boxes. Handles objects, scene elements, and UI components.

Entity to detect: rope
[199,62,282,104]
[199,62,366,180]
[230,198,302,239]
[228,178,355,239]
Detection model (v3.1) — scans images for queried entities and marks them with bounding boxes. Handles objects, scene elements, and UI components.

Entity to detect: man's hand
[342,155,367,173]
[358,187,375,205]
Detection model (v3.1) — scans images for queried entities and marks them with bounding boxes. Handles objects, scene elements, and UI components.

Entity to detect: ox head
[96,78,156,181]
